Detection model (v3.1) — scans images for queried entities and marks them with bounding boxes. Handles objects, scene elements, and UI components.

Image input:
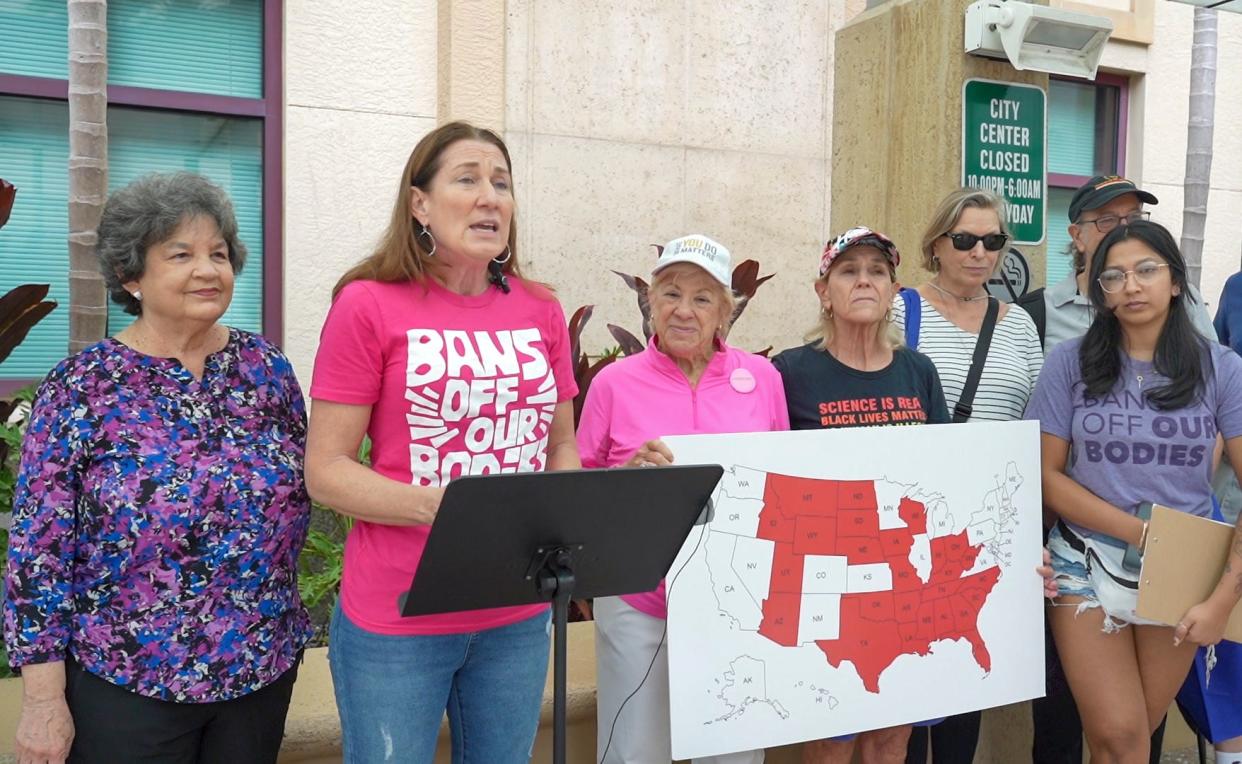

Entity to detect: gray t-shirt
[1042,273,1216,354]
[1024,337,1242,545]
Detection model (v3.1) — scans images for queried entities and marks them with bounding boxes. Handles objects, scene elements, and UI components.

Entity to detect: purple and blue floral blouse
[3,329,312,703]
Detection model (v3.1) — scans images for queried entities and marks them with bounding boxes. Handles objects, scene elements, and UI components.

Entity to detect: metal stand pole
[536,547,576,764]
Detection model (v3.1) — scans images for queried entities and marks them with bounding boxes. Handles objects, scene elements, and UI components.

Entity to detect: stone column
[437,0,507,129]
[830,0,1050,287]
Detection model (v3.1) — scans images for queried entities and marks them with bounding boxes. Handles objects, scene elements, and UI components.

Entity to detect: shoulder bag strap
[953,296,1000,423]
[900,288,921,349]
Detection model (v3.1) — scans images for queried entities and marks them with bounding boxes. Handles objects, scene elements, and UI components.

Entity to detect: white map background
[663,421,1045,759]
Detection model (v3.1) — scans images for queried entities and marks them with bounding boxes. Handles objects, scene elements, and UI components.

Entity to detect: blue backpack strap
[901,288,921,349]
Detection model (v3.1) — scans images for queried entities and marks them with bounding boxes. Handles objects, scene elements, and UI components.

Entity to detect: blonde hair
[333,122,529,298]
[649,263,737,338]
[919,187,1011,272]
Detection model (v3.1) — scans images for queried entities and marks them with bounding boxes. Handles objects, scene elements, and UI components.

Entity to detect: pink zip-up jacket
[576,338,790,619]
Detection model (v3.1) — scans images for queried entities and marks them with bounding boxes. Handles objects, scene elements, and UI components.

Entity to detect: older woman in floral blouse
[4,172,311,764]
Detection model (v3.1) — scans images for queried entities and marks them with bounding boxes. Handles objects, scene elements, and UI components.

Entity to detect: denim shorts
[1046,523,1094,599]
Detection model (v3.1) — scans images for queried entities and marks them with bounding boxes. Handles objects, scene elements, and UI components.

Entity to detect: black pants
[65,655,300,764]
[1032,611,1166,764]
[905,712,980,764]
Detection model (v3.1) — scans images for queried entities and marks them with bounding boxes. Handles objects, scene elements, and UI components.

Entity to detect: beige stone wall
[830,0,1048,290]
[1115,1,1242,312]
[504,0,869,358]
[283,0,439,382]
[279,0,1242,373]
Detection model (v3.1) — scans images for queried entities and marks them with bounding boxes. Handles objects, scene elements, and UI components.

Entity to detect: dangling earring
[132,289,143,301]
[884,306,893,323]
[493,246,512,265]
[417,224,437,258]
[824,304,834,319]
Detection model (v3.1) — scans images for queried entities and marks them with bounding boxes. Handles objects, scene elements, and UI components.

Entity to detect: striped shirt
[891,293,1044,422]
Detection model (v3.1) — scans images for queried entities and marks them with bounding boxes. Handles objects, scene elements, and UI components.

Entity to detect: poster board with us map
[663,421,1044,759]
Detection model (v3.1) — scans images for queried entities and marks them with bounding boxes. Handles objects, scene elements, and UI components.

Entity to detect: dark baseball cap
[1068,175,1158,222]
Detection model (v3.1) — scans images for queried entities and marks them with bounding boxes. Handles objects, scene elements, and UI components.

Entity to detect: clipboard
[1136,505,1242,641]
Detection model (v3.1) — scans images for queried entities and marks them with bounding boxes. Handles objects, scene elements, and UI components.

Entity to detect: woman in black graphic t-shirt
[772,226,948,764]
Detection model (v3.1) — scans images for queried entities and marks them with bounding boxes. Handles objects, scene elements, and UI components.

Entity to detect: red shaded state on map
[793,515,838,555]
[758,592,801,647]
[757,498,797,544]
[899,498,928,534]
[880,528,913,557]
[756,473,1003,694]
[770,475,840,517]
[837,536,886,564]
[817,595,904,692]
[838,508,880,538]
[838,480,878,510]
[929,531,983,584]
[768,542,805,593]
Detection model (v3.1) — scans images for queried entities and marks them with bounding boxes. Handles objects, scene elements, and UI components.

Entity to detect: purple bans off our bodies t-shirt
[1024,336,1242,546]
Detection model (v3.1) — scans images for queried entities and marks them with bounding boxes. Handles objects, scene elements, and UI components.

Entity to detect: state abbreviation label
[961,79,1046,246]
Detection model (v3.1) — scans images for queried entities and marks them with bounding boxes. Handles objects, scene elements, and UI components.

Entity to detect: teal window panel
[0,1,261,98]
[0,96,264,379]
[1048,80,1096,177]
[108,1,262,98]
[1046,187,1076,287]
[105,108,263,336]
[0,1,69,80]
[0,97,71,378]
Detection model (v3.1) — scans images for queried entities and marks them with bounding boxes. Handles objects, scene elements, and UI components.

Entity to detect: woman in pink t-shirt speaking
[305,122,581,762]
[577,235,790,764]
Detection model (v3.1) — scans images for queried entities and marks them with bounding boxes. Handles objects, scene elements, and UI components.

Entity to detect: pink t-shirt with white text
[311,277,577,635]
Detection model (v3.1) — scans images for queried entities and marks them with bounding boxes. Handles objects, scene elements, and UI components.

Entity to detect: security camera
[965,0,1113,79]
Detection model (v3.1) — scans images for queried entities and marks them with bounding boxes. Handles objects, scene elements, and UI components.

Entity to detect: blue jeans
[329,604,551,764]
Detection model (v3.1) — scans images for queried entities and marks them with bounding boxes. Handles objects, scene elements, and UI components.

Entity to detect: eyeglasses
[1078,211,1150,233]
[1097,262,1170,293]
[942,232,1009,252]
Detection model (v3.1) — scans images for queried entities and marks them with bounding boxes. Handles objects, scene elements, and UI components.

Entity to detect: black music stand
[399,465,723,764]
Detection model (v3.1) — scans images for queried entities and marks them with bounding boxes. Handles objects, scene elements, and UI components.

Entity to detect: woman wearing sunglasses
[1025,220,1242,763]
[890,187,1044,764]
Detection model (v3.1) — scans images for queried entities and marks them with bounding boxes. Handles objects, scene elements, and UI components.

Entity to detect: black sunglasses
[943,232,1009,252]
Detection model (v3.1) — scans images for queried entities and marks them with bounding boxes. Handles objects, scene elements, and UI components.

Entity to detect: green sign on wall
[962,79,1047,245]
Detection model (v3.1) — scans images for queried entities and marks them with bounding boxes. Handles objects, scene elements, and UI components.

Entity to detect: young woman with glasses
[1025,220,1242,763]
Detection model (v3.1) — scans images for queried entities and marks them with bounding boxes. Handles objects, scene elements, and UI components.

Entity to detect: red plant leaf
[0,284,49,331]
[572,354,619,427]
[606,324,645,356]
[612,270,653,340]
[728,260,774,328]
[568,304,594,367]
[0,300,56,364]
[0,177,15,230]
[731,259,759,294]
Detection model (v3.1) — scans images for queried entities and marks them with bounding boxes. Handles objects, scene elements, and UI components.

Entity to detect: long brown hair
[333,121,528,298]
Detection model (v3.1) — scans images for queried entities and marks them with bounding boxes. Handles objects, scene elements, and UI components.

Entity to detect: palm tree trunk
[1181,6,1216,291]
[67,0,108,353]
